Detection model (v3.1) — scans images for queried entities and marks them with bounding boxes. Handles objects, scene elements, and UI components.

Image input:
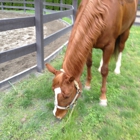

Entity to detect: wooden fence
[0,0,78,89]
[0,0,140,89]
[0,0,74,13]
[135,0,140,26]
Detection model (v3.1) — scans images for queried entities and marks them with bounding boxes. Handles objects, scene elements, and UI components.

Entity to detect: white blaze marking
[114,52,122,74]
[53,87,61,116]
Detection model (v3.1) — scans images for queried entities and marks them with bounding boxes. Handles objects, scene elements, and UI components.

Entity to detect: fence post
[1,2,3,10]
[72,0,78,22]
[60,0,63,11]
[43,0,46,14]
[35,0,44,72]
[24,0,26,13]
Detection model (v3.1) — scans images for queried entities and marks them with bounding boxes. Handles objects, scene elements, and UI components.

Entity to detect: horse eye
[62,92,69,99]
[65,96,69,99]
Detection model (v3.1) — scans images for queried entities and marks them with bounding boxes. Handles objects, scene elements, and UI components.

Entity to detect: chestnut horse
[46,0,138,119]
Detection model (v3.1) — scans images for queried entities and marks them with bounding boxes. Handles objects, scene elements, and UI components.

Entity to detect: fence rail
[0,0,72,11]
[0,1,74,63]
[0,0,140,89]
[0,0,76,89]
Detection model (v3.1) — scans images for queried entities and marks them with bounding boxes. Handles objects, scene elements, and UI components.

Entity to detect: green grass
[62,17,73,24]
[0,26,140,140]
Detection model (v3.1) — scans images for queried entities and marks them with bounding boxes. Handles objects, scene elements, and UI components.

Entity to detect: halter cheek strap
[54,87,68,110]
[54,80,81,110]
[54,87,66,110]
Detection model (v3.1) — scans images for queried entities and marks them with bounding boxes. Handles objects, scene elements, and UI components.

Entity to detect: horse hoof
[99,99,107,106]
[84,86,91,90]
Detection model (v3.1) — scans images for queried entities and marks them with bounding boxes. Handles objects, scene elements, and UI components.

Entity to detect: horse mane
[62,0,108,78]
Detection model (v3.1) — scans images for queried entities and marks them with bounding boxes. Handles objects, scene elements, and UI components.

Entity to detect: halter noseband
[54,70,81,110]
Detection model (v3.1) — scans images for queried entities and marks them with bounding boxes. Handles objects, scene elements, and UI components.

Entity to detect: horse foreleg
[100,64,108,106]
[114,29,130,74]
[85,51,92,90]
[100,43,114,106]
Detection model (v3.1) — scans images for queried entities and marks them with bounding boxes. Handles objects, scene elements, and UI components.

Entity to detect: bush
[53,0,60,11]
[26,0,34,8]
[13,0,24,10]
[1,0,82,11]
[3,2,13,10]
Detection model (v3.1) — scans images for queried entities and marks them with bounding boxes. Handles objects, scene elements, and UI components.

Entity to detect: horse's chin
[53,109,68,120]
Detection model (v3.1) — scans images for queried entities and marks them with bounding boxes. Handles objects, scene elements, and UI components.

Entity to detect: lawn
[0,26,140,140]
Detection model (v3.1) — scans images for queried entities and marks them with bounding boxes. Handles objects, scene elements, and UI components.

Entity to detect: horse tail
[113,36,120,60]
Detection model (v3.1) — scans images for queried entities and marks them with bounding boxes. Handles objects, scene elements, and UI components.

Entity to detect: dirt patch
[0,11,70,81]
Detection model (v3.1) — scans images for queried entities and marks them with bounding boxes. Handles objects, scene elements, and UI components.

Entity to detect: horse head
[46,64,81,119]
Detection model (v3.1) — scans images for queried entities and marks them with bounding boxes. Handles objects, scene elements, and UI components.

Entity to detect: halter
[54,70,81,110]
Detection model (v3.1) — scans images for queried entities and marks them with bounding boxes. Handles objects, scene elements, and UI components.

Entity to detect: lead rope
[62,81,80,128]
[61,102,76,131]
[59,69,80,130]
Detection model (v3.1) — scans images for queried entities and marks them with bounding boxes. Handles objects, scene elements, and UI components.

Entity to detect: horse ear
[46,63,58,75]
[69,76,75,83]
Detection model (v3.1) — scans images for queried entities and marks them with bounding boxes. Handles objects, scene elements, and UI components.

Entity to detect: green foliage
[45,0,54,10]
[78,0,82,5]
[1,0,82,11]
[12,0,24,7]
[3,2,13,10]
[25,0,34,8]
[53,0,60,10]
[64,0,72,5]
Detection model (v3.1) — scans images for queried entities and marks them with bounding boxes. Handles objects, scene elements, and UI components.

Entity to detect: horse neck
[62,0,108,80]
[62,41,91,80]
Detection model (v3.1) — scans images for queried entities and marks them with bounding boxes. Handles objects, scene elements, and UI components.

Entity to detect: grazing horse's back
[95,0,138,49]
